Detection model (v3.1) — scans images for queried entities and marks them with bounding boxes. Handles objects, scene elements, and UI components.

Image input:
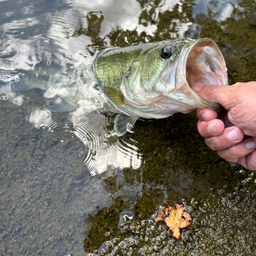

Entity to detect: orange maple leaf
[155,204,192,239]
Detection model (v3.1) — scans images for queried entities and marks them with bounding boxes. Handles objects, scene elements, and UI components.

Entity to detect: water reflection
[1,0,251,178]
[1,0,144,175]
[29,107,58,130]
[1,0,256,255]
[71,102,142,175]
[193,0,239,22]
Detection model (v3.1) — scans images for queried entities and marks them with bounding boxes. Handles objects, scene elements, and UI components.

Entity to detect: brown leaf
[155,204,192,239]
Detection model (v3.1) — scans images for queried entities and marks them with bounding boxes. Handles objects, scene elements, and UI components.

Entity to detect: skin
[191,82,256,171]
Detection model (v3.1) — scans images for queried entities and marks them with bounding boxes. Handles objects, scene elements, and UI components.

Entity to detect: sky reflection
[1,0,255,255]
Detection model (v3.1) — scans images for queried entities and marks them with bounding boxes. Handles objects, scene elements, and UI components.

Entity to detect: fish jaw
[174,38,228,112]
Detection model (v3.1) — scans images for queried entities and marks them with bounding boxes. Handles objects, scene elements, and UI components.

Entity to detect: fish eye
[160,47,172,59]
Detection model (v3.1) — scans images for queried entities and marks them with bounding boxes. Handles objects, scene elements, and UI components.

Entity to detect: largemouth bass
[92,38,228,136]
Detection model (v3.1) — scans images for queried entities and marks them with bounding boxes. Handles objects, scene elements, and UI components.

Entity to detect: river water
[1,0,256,255]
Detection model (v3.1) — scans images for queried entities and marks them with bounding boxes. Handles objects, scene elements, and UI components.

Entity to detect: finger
[217,138,256,163]
[196,108,233,129]
[205,126,244,151]
[197,119,225,137]
[238,150,256,171]
[192,83,236,110]
[196,108,218,121]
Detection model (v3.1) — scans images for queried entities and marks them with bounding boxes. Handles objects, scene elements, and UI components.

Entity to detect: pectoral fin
[114,114,137,136]
[103,86,126,107]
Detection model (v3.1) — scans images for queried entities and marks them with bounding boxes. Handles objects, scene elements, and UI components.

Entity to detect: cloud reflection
[29,108,58,131]
[193,0,239,22]
[1,0,240,178]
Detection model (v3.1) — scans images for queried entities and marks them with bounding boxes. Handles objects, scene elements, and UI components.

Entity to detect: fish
[92,38,228,136]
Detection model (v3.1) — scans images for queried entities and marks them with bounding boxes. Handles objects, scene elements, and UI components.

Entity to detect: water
[1,0,256,255]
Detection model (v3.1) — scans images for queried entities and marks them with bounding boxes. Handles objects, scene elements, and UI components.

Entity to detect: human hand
[192,82,256,171]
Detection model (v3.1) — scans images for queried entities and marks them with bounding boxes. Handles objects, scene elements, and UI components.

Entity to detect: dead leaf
[155,204,192,239]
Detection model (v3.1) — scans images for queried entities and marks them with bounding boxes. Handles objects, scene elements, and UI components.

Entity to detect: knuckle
[205,84,224,96]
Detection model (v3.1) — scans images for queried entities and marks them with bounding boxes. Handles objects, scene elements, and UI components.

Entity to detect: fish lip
[176,38,228,111]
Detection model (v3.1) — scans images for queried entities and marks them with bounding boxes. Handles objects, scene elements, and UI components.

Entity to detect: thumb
[191,83,233,110]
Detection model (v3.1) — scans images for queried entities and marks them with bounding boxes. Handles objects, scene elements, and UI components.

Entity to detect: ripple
[73,122,100,175]
[3,17,39,33]
[110,138,142,170]
[71,97,142,176]
[0,0,143,178]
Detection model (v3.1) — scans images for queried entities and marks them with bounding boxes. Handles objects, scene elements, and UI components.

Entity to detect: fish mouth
[186,39,228,86]
[178,38,228,111]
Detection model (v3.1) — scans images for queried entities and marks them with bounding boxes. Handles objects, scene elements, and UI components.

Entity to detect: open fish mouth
[177,38,228,111]
[185,39,228,86]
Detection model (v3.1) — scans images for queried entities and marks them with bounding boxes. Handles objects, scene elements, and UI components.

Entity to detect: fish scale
[92,38,227,136]
[93,47,143,89]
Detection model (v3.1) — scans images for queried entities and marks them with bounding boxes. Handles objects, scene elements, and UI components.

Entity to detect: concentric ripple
[71,99,142,176]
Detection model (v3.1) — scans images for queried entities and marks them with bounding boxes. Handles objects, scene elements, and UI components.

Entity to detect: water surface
[1,0,256,255]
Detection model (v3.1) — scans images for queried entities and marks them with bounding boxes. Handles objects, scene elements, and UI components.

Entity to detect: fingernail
[202,113,211,121]
[201,113,207,121]
[192,83,203,92]
[227,129,241,142]
[246,140,256,149]
[207,123,217,134]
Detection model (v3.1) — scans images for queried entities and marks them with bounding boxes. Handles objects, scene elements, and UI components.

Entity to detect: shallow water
[0,0,256,255]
